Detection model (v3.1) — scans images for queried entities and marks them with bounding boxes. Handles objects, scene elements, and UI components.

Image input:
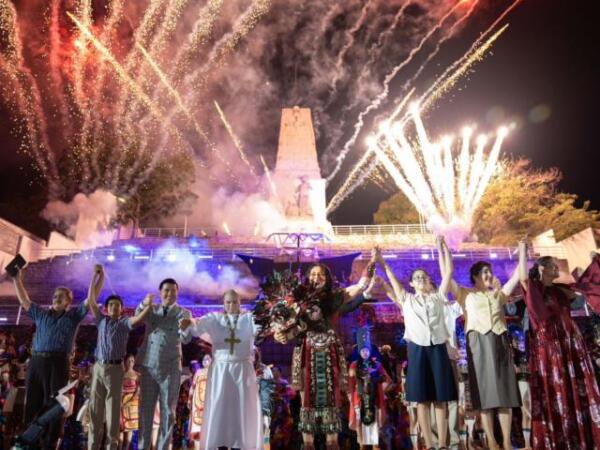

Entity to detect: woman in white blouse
[375,245,457,450]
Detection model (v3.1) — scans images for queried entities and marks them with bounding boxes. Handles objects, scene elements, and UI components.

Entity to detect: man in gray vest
[136,278,192,450]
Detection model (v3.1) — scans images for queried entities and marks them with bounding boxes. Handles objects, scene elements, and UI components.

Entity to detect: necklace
[223,312,241,354]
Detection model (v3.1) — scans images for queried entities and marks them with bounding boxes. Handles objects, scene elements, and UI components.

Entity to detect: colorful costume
[525,278,600,449]
[188,367,208,441]
[348,358,390,446]
[120,375,140,432]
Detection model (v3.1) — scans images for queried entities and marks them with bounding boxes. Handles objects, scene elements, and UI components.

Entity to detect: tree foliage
[372,189,420,224]
[374,158,600,245]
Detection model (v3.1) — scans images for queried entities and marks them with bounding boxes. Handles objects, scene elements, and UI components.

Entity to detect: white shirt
[399,291,450,347]
[444,302,464,349]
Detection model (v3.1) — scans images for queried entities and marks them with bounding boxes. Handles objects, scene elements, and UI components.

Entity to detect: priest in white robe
[190,289,263,450]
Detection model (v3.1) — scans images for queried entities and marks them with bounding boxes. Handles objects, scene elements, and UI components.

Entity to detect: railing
[138,224,432,238]
[28,245,565,263]
[332,224,429,235]
[140,227,221,238]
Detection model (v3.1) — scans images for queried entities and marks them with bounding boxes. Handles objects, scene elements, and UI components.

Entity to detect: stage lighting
[106,254,115,262]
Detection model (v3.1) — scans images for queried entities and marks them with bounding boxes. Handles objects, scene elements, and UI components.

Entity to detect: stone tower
[272,107,331,232]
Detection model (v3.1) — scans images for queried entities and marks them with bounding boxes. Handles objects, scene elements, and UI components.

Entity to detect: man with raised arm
[86,265,153,450]
[135,278,193,450]
[11,263,102,450]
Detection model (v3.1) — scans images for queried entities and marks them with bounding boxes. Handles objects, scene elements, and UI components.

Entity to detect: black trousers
[24,354,70,449]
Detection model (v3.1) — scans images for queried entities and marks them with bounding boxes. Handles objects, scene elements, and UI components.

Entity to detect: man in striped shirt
[11,264,103,450]
[87,265,153,450]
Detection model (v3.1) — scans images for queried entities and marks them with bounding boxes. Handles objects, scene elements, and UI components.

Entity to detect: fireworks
[0,0,523,232]
[369,105,511,246]
[214,100,256,176]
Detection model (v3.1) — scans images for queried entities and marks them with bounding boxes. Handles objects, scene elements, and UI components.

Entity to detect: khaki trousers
[88,362,125,450]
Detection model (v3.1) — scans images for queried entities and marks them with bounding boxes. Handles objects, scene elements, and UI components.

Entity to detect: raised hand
[371,245,384,265]
[179,318,192,330]
[142,294,156,307]
[492,276,502,291]
[365,275,380,298]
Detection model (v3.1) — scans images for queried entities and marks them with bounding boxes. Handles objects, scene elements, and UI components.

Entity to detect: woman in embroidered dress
[120,354,139,450]
[520,248,600,449]
[273,254,377,450]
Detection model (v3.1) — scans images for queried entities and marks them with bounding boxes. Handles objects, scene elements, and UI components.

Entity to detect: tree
[373,159,600,245]
[373,190,420,224]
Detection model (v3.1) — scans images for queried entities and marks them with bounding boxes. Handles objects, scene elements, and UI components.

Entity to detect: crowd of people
[1,237,600,450]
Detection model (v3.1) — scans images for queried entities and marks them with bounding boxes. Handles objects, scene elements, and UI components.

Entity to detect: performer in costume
[188,354,211,448]
[521,249,600,449]
[348,328,391,449]
[444,239,527,450]
[269,366,296,450]
[271,253,377,450]
[120,354,139,450]
[189,289,263,450]
[376,243,458,450]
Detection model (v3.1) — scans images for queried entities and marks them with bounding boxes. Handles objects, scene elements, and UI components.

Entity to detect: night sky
[331,0,600,225]
[0,0,598,236]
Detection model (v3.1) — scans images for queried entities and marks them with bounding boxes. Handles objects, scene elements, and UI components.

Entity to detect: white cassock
[191,311,263,450]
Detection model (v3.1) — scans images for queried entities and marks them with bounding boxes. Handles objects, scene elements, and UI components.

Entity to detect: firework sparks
[260,154,279,201]
[214,100,256,176]
[330,0,374,94]
[136,42,211,144]
[378,106,511,245]
[67,13,183,143]
[169,0,224,85]
[222,222,232,236]
[326,1,464,183]
[0,0,60,194]
[188,0,271,92]
[326,89,415,214]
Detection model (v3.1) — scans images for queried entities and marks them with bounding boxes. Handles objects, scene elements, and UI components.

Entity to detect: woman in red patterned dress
[521,247,600,449]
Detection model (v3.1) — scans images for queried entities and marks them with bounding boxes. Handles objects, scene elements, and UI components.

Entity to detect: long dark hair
[305,263,334,293]
[528,256,554,281]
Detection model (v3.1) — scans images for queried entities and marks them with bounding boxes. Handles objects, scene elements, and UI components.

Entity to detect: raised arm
[344,249,377,300]
[502,240,527,297]
[518,240,529,290]
[129,294,155,327]
[438,237,458,298]
[11,270,32,311]
[86,265,105,320]
[376,247,406,304]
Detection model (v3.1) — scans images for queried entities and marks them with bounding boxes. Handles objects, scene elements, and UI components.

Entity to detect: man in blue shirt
[11,264,102,450]
[86,265,153,450]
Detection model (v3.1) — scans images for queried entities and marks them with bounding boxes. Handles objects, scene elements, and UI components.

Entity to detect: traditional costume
[120,375,140,433]
[525,267,600,449]
[348,328,390,447]
[188,364,209,442]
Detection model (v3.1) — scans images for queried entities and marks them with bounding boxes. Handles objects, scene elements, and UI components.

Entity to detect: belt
[32,351,68,358]
[97,359,123,365]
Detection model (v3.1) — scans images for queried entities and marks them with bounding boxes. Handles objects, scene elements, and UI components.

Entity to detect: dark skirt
[466,330,521,410]
[406,342,458,402]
